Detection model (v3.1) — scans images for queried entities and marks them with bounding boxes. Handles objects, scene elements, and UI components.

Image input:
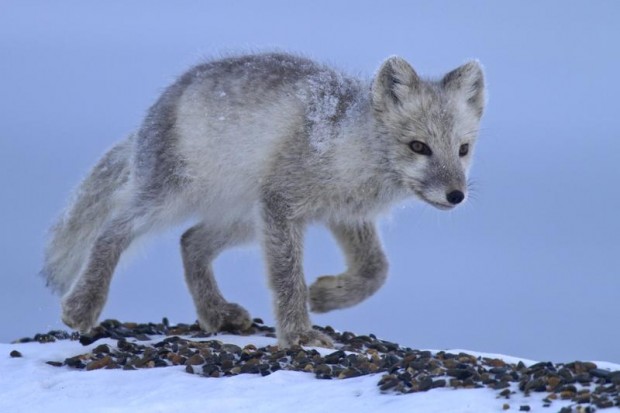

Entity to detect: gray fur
[42,52,486,348]
[180,221,254,332]
[42,138,132,294]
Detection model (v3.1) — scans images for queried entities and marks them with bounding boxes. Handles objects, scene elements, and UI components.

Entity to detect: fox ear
[372,56,420,112]
[442,60,486,117]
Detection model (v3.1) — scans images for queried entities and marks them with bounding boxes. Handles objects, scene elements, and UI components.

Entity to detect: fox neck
[322,99,408,218]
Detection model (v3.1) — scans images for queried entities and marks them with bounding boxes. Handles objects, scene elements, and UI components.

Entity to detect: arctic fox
[42,52,486,348]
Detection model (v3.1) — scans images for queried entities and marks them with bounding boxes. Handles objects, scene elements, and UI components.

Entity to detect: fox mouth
[413,189,456,210]
[424,199,455,210]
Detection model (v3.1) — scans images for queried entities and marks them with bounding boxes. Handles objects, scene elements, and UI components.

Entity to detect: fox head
[371,57,486,210]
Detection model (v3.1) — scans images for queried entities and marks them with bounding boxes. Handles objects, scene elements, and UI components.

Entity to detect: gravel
[12,319,620,411]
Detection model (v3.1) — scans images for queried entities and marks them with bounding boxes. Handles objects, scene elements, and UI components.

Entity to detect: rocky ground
[11,319,620,412]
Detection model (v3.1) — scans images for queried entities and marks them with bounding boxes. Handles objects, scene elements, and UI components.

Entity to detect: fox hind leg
[180,221,254,332]
[61,213,139,332]
[309,221,388,313]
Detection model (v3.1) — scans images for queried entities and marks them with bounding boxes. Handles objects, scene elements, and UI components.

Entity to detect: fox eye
[459,143,469,157]
[409,140,432,156]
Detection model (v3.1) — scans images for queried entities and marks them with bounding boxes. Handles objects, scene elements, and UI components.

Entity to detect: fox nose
[446,190,465,205]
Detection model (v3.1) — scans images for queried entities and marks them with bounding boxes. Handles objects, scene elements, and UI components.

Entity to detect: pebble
[185,354,205,366]
[10,350,22,358]
[591,368,612,380]
[93,344,111,354]
[12,318,620,411]
[86,356,114,371]
[46,361,63,367]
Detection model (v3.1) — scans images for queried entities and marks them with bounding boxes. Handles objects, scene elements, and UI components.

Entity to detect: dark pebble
[417,377,433,392]
[338,368,362,379]
[576,373,591,384]
[609,371,620,385]
[490,381,511,390]
[221,359,234,370]
[449,379,462,388]
[314,364,331,377]
[576,392,592,404]
[524,377,547,392]
[64,356,85,369]
[324,350,345,365]
[558,367,574,381]
[447,368,473,380]
[117,339,138,352]
[595,399,614,408]
[380,340,399,352]
[185,354,204,366]
[409,359,429,371]
[44,360,62,367]
[10,350,22,358]
[240,364,260,374]
[202,364,219,375]
[519,405,531,411]
[499,388,511,398]
[490,367,508,375]
[527,361,553,372]
[221,344,242,354]
[590,368,611,380]
[431,379,446,389]
[86,356,113,371]
[79,333,103,346]
[379,376,399,391]
[382,354,400,368]
[33,334,55,343]
[93,344,111,354]
[560,384,578,393]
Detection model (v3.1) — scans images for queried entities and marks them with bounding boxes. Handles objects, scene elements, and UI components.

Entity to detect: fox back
[140,53,485,222]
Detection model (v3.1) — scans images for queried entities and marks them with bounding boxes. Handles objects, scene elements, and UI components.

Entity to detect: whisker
[466,180,479,202]
[460,129,480,138]
[460,126,493,141]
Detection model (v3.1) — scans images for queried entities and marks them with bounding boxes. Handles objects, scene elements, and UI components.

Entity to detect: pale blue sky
[1,1,618,363]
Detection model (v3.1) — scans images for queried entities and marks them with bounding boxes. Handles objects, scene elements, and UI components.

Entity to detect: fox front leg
[309,221,388,313]
[261,192,333,348]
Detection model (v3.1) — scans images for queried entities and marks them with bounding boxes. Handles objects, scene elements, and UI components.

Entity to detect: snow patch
[4,333,615,413]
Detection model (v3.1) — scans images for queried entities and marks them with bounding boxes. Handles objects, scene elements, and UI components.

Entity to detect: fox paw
[61,289,104,333]
[198,302,253,333]
[309,275,351,313]
[278,328,334,349]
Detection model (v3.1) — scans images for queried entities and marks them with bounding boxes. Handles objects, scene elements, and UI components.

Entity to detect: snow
[3,334,618,413]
